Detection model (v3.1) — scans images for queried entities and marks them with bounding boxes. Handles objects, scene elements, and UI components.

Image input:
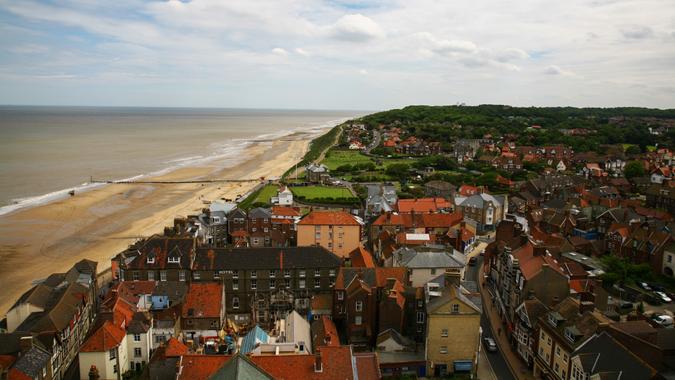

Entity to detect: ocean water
[0,106,360,215]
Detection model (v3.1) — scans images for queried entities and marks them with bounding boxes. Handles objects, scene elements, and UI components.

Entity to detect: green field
[291,186,354,199]
[321,149,374,170]
[238,184,279,209]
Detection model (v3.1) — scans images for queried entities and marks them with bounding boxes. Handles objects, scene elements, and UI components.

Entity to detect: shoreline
[0,129,324,314]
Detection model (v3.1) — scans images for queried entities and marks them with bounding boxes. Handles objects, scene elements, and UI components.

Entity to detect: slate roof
[460,193,503,208]
[334,267,407,290]
[193,247,341,271]
[376,328,413,348]
[209,354,273,380]
[574,331,654,379]
[152,281,189,305]
[9,345,51,379]
[14,281,89,334]
[124,236,194,270]
[426,284,482,314]
[394,247,465,269]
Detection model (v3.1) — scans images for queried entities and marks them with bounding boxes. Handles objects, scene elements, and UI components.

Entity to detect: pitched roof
[298,211,361,226]
[182,283,223,319]
[80,320,126,352]
[335,267,407,290]
[165,337,190,357]
[397,198,451,213]
[371,211,463,228]
[394,247,465,269]
[209,354,273,379]
[177,355,230,380]
[349,246,376,268]
[123,236,194,270]
[240,325,269,355]
[574,331,654,379]
[193,247,341,271]
[251,346,355,380]
[512,242,567,280]
[311,316,340,348]
[460,193,503,208]
[8,345,51,380]
[353,352,381,380]
[271,206,301,217]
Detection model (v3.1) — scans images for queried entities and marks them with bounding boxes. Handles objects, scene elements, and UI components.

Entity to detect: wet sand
[0,136,311,314]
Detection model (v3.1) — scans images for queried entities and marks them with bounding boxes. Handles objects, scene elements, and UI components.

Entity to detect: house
[458,193,506,232]
[457,184,484,197]
[617,224,671,274]
[364,184,398,218]
[181,283,225,340]
[514,298,548,368]
[150,281,188,311]
[370,211,463,251]
[533,297,611,380]
[651,166,672,184]
[397,197,452,213]
[492,155,523,171]
[270,186,293,206]
[114,236,195,282]
[227,208,248,242]
[664,242,675,277]
[425,283,482,377]
[6,260,98,380]
[424,181,455,200]
[5,338,53,380]
[126,312,153,372]
[78,321,129,380]
[645,184,675,214]
[306,163,330,183]
[297,211,363,258]
[391,247,465,287]
[248,207,273,247]
[152,307,181,346]
[375,329,426,378]
[311,316,340,349]
[191,247,340,326]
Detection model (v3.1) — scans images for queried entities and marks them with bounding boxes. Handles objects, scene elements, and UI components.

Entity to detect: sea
[0,106,362,215]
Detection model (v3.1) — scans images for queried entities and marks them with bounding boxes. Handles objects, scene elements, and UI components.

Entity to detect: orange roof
[177,355,230,380]
[271,218,293,224]
[272,206,301,217]
[182,283,223,319]
[298,211,360,226]
[113,298,135,327]
[513,242,566,280]
[251,346,355,380]
[349,246,376,268]
[116,281,156,305]
[397,198,451,213]
[396,232,434,245]
[374,267,407,287]
[0,355,16,370]
[372,211,462,229]
[7,368,31,380]
[165,337,189,357]
[354,353,381,380]
[313,316,340,347]
[458,184,482,197]
[461,227,475,242]
[80,320,126,352]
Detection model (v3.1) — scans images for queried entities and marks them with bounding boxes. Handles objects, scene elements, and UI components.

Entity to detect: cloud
[329,13,385,42]
[620,25,654,39]
[272,47,288,56]
[544,65,574,76]
[359,69,368,75]
[294,48,310,56]
[494,48,529,62]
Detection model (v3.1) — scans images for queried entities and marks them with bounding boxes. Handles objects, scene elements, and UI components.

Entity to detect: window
[330,278,335,287]
[179,271,185,281]
[315,269,321,277]
[148,271,155,281]
[299,270,306,277]
[134,334,141,342]
[109,349,116,360]
[299,279,306,289]
[329,269,336,277]
[147,256,155,264]
[134,348,142,357]
[264,228,269,233]
[251,271,257,278]
[452,304,460,314]
[160,271,167,281]
[168,256,180,264]
[233,271,239,279]
[232,297,240,309]
[417,312,425,323]
[338,291,344,300]
[556,347,560,357]
[314,278,321,288]
[284,270,291,277]
[193,272,201,280]
[252,227,257,232]
[251,279,257,290]
[269,270,276,278]
[258,310,265,320]
[270,279,276,289]
[355,300,363,312]
[232,279,239,290]
[431,268,437,275]
[440,346,448,354]
[668,254,673,263]
[355,316,362,325]
[113,364,118,373]
[284,279,291,288]
[441,329,448,337]
[563,353,568,363]
[133,271,139,281]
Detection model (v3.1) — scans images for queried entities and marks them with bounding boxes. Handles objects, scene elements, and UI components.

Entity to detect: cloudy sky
[0,0,673,110]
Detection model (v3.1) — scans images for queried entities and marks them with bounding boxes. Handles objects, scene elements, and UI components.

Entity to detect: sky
[0,0,674,110]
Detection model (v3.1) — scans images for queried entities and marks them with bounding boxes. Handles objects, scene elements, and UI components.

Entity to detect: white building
[79,321,129,380]
[271,186,293,206]
[127,315,153,372]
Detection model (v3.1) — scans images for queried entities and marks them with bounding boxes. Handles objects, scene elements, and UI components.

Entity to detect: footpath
[478,263,537,380]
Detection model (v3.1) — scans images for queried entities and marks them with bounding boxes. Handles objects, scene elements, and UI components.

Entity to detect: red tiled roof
[80,320,126,352]
[311,294,333,311]
[458,184,482,197]
[251,346,355,380]
[0,355,16,370]
[349,246,376,268]
[165,337,189,357]
[372,211,462,229]
[113,298,135,327]
[513,242,566,280]
[397,198,451,213]
[313,316,340,347]
[374,268,407,287]
[298,211,360,226]
[461,227,475,242]
[396,232,434,245]
[353,353,381,380]
[231,230,249,237]
[182,283,223,319]
[116,281,157,305]
[7,368,31,380]
[177,355,230,380]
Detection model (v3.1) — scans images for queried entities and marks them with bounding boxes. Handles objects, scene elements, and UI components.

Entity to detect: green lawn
[238,184,279,209]
[291,186,354,199]
[321,149,374,170]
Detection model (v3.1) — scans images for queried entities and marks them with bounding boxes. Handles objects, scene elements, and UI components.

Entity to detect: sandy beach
[0,135,312,315]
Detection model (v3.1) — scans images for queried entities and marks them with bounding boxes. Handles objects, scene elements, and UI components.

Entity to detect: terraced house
[114,235,195,282]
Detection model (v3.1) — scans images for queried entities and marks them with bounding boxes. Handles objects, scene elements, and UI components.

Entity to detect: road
[365,129,381,154]
[465,251,516,380]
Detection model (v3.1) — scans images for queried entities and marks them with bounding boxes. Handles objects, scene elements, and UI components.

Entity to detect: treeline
[283,123,343,178]
[360,105,675,151]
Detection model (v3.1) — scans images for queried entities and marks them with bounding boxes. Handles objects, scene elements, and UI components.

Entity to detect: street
[464,246,516,380]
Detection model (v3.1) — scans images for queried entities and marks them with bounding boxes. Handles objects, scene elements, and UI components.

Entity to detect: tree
[624,161,645,179]
[625,145,642,155]
[385,163,411,181]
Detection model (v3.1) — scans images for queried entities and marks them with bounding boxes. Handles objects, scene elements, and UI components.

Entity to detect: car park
[653,314,674,328]
[483,337,498,352]
[619,301,634,310]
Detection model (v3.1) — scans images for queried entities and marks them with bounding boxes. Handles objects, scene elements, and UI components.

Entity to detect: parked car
[619,301,634,310]
[483,337,498,352]
[650,283,666,292]
[638,282,652,291]
[655,291,672,303]
[653,314,674,328]
[469,257,478,266]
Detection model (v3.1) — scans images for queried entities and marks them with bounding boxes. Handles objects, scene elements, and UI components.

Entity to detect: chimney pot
[314,351,323,372]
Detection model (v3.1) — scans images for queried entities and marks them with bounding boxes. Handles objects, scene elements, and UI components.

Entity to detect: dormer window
[564,326,581,343]
[147,256,155,264]
[168,256,180,264]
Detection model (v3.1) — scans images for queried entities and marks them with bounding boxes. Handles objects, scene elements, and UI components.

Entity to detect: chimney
[533,245,547,257]
[19,336,33,354]
[445,270,461,287]
[314,351,323,372]
[579,292,595,314]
